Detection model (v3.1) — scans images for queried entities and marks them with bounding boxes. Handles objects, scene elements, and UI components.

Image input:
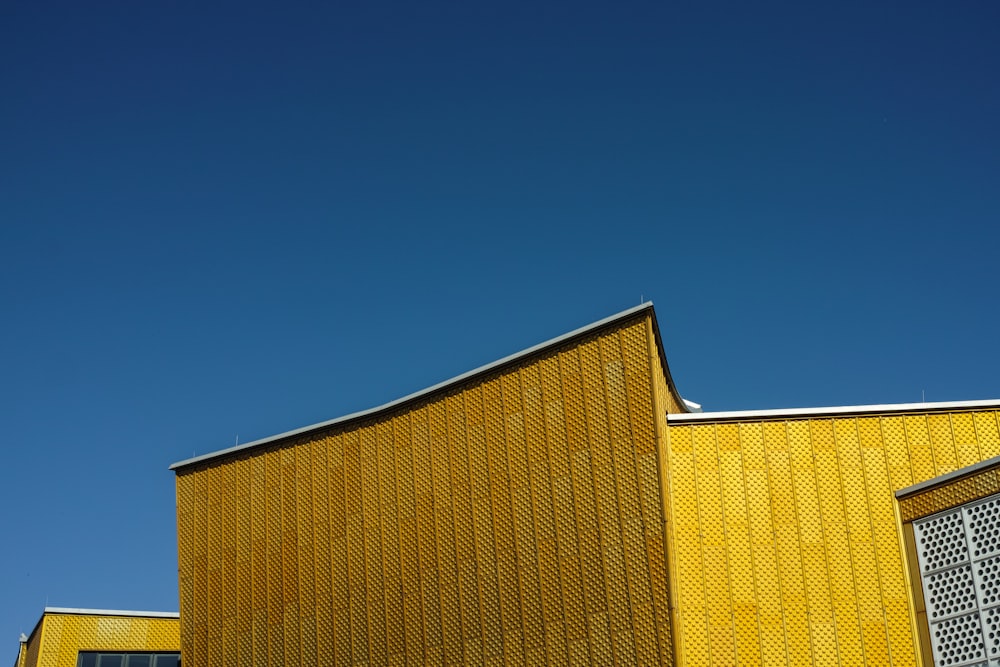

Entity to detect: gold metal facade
[18,612,179,667]
[174,301,1000,666]
[664,409,1000,666]
[176,314,680,666]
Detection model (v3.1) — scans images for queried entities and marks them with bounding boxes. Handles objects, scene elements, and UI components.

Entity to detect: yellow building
[170,303,1000,665]
[14,608,180,667]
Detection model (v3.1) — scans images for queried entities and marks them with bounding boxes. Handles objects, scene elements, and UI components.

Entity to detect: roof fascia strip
[667,398,1000,423]
[43,607,180,618]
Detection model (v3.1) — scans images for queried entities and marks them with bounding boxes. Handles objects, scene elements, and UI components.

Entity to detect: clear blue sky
[2,0,999,650]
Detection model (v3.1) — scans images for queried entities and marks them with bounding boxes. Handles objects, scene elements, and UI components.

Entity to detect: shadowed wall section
[175,312,680,666]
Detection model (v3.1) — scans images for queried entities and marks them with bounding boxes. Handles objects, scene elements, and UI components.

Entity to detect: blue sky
[2,0,999,649]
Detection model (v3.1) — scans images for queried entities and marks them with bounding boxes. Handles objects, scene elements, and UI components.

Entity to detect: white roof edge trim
[895,453,1000,499]
[667,398,1000,422]
[172,302,663,470]
[43,607,179,618]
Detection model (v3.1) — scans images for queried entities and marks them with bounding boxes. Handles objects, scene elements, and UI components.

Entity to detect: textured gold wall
[176,314,678,666]
[20,613,179,667]
[665,409,1000,666]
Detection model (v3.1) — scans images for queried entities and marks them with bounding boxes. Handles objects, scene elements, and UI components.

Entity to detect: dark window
[77,653,180,667]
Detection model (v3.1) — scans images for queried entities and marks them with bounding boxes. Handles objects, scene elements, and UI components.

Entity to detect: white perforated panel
[967,498,1000,560]
[929,611,986,667]
[915,509,970,573]
[925,564,978,621]
[982,606,1000,660]
[914,493,1000,667]
[974,555,1000,610]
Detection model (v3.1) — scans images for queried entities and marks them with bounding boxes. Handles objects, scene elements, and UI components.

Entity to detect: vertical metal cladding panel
[447,392,482,666]
[647,333,679,666]
[645,327,681,667]
[668,425,709,666]
[543,355,589,658]
[523,360,566,665]
[430,399,463,665]
[281,446,301,666]
[345,429,368,664]
[974,412,1000,459]
[583,318,670,666]
[297,440,317,665]
[235,453,253,666]
[927,414,959,475]
[881,417,913,495]
[176,471,197,666]
[504,369,545,664]
[586,336,633,665]
[468,387,505,664]
[264,447,283,666]
[741,422,788,666]
[768,421,813,667]
[175,313,671,665]
[717,424,759,667]
[392,414,422,665]
[561,348,600,658]
[664,408,1000,666]
[43,616,65,666]
[207,462,225,667]
[578,336,621,656]
[23,613,179,667]
[360,424,386,666]
[692,423,736,667]
[329,432,352,667]
[952,412,982,469]
[311,437,334,666]
[853,419,892,664]
[811,419,865,667]
[377,419,405,664]
[483,377,523,665]
[621,323,667,667]
[249,453,267,666]
[221,462,239,667]
[21,622,41,667]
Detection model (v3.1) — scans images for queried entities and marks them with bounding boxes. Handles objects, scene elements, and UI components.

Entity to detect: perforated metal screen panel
[914,494,1000,667]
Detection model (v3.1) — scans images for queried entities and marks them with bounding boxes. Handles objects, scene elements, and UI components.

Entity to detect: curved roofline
[171,302,691,471]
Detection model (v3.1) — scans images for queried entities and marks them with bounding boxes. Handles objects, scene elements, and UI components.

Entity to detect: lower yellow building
[170,303,1000,665]
[14,608,180,667]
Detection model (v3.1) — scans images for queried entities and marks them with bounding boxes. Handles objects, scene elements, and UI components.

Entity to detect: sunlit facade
[170,303,1000,665]
[14,608,180,667]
